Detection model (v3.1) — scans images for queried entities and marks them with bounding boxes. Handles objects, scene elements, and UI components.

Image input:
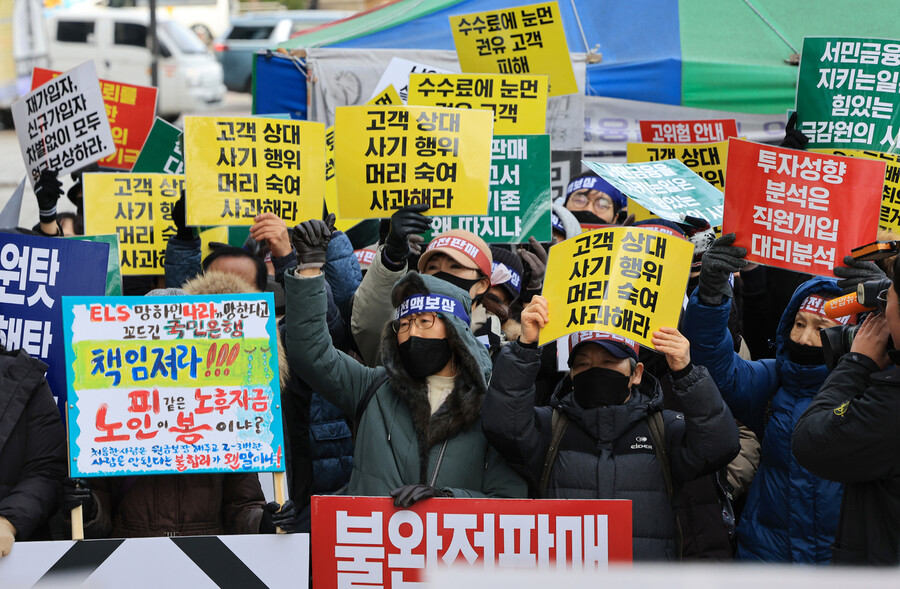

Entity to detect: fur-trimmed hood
[379,272,493,483]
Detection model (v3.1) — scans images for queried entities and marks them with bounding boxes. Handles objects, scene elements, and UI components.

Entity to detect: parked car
[47,8,226,119]
[214,10,353,92]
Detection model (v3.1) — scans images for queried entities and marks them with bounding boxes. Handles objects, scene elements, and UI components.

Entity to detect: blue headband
[395,294,470,325]
[565,176,626,209]
[491,261,522,294]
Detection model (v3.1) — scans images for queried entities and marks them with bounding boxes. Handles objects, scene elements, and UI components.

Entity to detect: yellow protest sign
[83,173,182,276]
[183,116,325,227]
[320,126,360,232]
[407,73,548,134]
[334,106,493,219]
[812,148,900,234]
[449,1,577,97]
[626,140,729,192]
[367,85,403,106]
[539,227,694,348]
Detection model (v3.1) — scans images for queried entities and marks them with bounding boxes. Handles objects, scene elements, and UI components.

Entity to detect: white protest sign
[369,56,454,104]
[12,61,115,186]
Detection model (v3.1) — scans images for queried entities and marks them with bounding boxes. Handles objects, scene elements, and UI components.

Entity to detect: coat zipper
[429,440,449,487]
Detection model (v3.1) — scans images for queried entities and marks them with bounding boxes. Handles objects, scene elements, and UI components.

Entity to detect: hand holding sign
[696,233,748,306]
[385,203,432,264]
[650,327,691,373]
[291,213,335,271]
[251,213,292,259]
[833,254,887,294]
[519,295,549,345]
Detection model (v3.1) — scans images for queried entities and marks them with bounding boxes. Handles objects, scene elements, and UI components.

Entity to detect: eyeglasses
[875,289,899,312]
[569,192,614,212]
[392,312,440,334]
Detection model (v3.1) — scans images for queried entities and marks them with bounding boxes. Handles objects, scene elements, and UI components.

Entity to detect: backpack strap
[645,410,683,561]
[354,372,390,435]
[539,409,569,498]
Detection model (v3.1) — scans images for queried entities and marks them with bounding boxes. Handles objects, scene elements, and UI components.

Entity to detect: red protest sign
[639,119,738,143]
[32,68,157,171]
[311,496,632,589]
[723,138,884,275]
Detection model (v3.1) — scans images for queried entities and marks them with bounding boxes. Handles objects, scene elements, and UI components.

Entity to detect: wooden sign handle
[71,506,84,541]
[274,471,287,535]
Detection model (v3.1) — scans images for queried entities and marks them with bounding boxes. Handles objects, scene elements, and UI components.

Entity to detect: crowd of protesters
[0,120,897,568]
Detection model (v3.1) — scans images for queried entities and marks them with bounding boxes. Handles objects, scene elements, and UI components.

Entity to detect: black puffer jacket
[483,341,740,560]
[0,349,67,540]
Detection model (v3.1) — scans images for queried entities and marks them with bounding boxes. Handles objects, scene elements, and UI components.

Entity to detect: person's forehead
[573,342,618,361]
[427,251,478,269]
[795,310,839,329]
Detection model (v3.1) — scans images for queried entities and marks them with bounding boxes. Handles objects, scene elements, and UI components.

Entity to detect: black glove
[60,478,97,521]
[384,204,432,264]
[259,500,297,533]
[517,236,548,290]
[697,233,748,306]
[172,191,196,241]
[833,254,888,294]
[291,213,335,270]
[35,169,62,224]
[780,112,810,151]
[390,484,452,508]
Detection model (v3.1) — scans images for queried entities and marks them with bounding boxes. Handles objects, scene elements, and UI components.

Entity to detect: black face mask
[786,338,825,366]
[431,271,480,295]
[398,336,453,379]
[572,367,632,408]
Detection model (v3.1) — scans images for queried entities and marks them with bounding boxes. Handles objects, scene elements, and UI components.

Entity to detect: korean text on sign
[12,61,115,185]
[408,73,549,134]
[796,37,900,152]
[449,1,577,97]
[584,159,725,226]
[32,68,157,171]
[183,116,326,226]
[84,173,183,276]
[627,140,729,192]
[723,139,884,275]
[538,227,694,347]
[311,496,632,589]
[812,148,900,233]
[639,119,738,144]
[63,294,285,477]
[0,234,108,415]
[333,106,493,219]
[427,135,552,243]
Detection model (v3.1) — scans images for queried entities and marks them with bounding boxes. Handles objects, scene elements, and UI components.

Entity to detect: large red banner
[311,496,633,589]
[639,119,738,143]
[32,68,157,171]
[723,138,884,275]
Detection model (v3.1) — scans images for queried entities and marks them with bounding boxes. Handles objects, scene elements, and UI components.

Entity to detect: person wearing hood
[682,234,853,562]
[482,296,739,560]
[284,216,526,504]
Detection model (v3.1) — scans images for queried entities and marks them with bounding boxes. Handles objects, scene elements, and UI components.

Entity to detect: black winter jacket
[0,349,67,540]
[483,341,740,560]
[793,352,900,565]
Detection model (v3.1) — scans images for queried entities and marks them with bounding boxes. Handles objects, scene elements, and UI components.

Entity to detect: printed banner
[0,234,108,415]
[68,234,123,296]
[538,227,694,347]
[408,73,549,134]
[63,293,285,477]
[723,139,884,275]
[369,57,454,105]
[83,173,182,276]
[311,496,632,589]
[639,119,738,144]
[626,140,728,192]
[12,61,115,185]
[132,117,185,174]
[183,116,326,226]
[427,135,551,243]
[32,68,157,171]
[812,148,900,233]
[796,37,900,152]
[583,160,725,226]
[334,106,493,219]
[450,1,577,97]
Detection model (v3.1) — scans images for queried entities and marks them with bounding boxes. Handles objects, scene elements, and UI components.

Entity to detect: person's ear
[629,362,644,386]
[472,276,490,297]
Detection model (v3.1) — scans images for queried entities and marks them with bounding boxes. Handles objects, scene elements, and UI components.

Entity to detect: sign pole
[274,471,286,534]
[71,506,84,541]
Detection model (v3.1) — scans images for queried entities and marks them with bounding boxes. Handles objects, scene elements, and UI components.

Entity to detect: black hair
[202,246,267,291]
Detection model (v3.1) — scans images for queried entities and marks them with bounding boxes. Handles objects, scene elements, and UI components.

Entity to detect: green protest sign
[132,117,184,174]
[584,159,724,226]
[796,37,900,152]
[67,234,123,296]
[427,135,551,243]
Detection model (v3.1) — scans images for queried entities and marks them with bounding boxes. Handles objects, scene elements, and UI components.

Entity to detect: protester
[482,295,739,560]
[563,171,627,225]
[793,256,900,566]
[284,215,526,503]
[0,346,67,557]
